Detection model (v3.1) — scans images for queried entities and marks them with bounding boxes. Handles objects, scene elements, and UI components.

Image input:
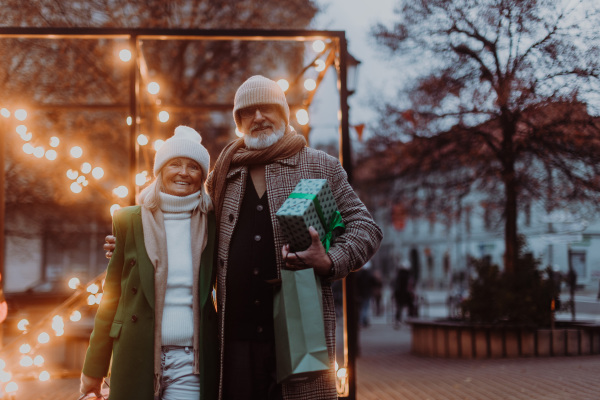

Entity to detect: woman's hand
[103,235,116,259]
[80,373,103,398]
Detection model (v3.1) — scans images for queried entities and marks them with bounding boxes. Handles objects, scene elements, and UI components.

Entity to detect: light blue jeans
[160,346,200,400]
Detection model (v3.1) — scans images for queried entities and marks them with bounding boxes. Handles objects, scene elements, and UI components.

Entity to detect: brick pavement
[357,321,600,400]
[11,317,600,399]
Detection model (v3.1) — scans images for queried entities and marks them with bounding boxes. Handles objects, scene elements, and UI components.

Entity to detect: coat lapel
[132,209,155,309]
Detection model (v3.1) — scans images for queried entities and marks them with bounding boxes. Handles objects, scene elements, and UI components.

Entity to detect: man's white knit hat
[153,125,210,177]
[233,75,290,128]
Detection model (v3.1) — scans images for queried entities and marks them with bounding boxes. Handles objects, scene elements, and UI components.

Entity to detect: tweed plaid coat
[208,146,383,400]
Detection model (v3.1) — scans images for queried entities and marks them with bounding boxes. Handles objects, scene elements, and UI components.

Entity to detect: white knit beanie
[233,75,290,128]
[153,126,210,177]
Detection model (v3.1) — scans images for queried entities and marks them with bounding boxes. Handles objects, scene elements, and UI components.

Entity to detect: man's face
[239,104,286,149]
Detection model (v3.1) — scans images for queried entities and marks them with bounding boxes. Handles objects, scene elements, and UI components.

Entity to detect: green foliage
[461,237,561,327]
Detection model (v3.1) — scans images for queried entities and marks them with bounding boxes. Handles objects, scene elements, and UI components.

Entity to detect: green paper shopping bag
[273,268,330,384]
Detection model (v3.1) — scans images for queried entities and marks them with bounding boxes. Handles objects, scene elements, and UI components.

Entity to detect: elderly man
[207,75,382,400]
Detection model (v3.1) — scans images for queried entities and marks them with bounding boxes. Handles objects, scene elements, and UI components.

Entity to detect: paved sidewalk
[357,320,600,400]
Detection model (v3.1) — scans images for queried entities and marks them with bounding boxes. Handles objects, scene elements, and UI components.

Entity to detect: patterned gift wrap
[275,179,339,252]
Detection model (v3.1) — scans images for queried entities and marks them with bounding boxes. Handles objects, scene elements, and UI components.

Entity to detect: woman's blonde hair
[138,170,212,213]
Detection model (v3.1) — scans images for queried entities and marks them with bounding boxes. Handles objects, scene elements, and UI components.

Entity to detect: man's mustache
[250,122,274,134]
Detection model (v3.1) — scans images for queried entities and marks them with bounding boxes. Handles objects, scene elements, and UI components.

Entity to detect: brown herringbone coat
[208,146,383,400]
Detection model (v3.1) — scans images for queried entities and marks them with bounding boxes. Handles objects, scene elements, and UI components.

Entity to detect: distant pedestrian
[393,264,416,328]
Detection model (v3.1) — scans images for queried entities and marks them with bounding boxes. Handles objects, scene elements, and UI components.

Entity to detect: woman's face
[161,157,204,197]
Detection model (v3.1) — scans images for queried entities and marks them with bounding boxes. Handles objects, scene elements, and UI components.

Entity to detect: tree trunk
[504,173,518,274]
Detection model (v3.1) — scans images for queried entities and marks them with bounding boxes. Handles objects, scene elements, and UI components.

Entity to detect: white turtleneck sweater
[159,191,200,346]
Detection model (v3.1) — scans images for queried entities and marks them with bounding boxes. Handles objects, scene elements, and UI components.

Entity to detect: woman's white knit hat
[233,75,290,128]
[153,125,210,177]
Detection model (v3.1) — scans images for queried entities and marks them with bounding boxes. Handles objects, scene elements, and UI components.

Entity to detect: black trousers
[223,340,283,400]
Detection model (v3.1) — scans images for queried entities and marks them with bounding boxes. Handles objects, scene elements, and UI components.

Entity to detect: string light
[119,49,132,62]
[296,109,309,125]
[81,162,92,174]
[33,146,45,158]
[16,125,27,135]
[304,78,317,91]
[17,319,29,331]
[315,59,326,72]
[136,172,148,186]
[110,204,121,216]
[92,167,104,179]
[0,108,10,118]
[137,134,149,146]
[277,79,290,92]
[147,82,160,95]
[67,169,79,180]
[18,344,31,354]
[70,311,82,322]
[312,40,325,53]
[22,143,34,154]
[49,136,60,147]
[126,116,132,126]
[158,111,170,123]
[45,150,57,160]
[39,371,50,381]
[33,356,44,367]
[14,109,27,121]
[113,185,128,198]
[154,139,165,151]
[68,277,81,289]
[70,146,83,158]
[70,182,83,194]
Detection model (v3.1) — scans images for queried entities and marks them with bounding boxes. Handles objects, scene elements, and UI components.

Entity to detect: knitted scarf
[209,125,306,225]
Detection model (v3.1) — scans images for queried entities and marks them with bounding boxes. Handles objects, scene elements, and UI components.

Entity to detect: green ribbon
[288,193,346,252]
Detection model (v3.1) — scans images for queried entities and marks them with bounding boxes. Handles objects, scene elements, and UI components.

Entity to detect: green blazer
[82,206,218,400]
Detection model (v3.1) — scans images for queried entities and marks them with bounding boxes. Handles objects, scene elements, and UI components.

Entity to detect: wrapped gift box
[276,179,339,252]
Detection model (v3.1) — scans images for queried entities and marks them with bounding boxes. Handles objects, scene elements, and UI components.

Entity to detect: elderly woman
[80,126,217,400]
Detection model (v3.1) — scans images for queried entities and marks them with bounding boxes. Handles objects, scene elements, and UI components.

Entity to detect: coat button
[228,214,234,222]
[131,287,137,294]
[131,315,138,322]
[252,268,259,276]
[254,235,261,242]
[256,205,264,211]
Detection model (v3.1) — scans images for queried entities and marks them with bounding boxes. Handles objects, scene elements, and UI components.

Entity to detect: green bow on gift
[288,193,345,252]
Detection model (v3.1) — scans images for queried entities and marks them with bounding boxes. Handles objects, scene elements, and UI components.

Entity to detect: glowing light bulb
[39,371,50,381]
[0,371,11,383]
[17,319,29,331]
[147,82,160,95]
[137,134,149,146]
[158,111,170,122]
[277,79,290,92]
[87,283,99,294]
[126,116,132,126]
[87,294,96,305]
[136,172,148,186]
[113,185,129,199]
[92,167,104,179]
[315,59,326,72]
[296,109,309,125]
[312,40,325,53]
[76,175,86,184]
[70,310,82,322]
[154,139,165,151]
[19,344,31,354]
[68,277,80,289]
[49,136,60,147]
[119,49,132,62]
[20,356,33,367]
[38,332,50,344]
[52,315,64,332]
[14,109,27,121]
[67,169,79,180]
[336,367,347,379]
[33,355,44,366]
[23,143,34,154]
[0,108,10,118]
[45,150,57,160]
[16,125,27,135]
[304,78,317,91]
[33,146,44,158]
[70,182,83,194]
[70,146,83,158]
[81,162,92,174]
[5,381,18,393]
[110,204,121,216]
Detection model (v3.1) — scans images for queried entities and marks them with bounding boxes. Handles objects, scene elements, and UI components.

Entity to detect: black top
[225,176,278,341]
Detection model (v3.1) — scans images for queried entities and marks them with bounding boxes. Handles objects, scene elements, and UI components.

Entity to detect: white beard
[244,123,286,149]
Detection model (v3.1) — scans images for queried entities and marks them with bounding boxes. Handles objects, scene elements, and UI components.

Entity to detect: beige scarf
[139,181,210,396]
[209,125,306,225]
